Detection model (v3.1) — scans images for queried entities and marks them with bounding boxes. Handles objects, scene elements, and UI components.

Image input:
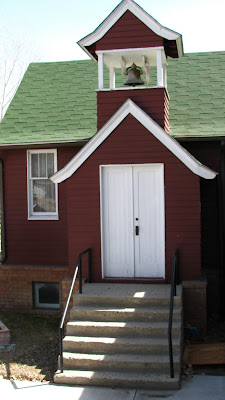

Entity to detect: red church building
[0,0,224,387]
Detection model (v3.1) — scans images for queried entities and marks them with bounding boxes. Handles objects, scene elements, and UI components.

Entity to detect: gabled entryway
[100,164,165,278]
[51,99,217,283]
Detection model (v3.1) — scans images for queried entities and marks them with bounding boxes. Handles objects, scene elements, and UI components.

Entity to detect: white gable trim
[50,99,217,184]
[78,0,183,59]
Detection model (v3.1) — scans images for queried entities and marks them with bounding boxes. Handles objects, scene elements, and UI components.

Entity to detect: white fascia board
[78,0,183,58]
[50,99,217,184]
[128,102,217,179]
[51,104,131,183]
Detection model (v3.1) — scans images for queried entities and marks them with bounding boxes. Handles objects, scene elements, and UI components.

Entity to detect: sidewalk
[0,375,225,400]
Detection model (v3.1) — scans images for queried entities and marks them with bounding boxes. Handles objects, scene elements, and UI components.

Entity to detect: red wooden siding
[87,11,163,56]
[0,146,80,265]
[66,115,201,282]
[97,88,169,131]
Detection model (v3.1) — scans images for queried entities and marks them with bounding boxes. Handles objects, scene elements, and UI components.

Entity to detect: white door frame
[100,164,165,279]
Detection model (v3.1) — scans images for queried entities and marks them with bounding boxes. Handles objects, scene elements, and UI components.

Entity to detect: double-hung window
[27,149,58,220]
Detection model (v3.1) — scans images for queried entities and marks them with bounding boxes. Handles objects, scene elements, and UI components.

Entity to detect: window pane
[28,150,58,218]
[38,283,59,304]
[31,154,38,178]
[32,179,56,212]
[39,153,47,177]
[47,153,54,177]
[34,282,60,309]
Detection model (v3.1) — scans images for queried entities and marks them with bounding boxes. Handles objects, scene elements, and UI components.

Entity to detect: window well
[33,282,60,310]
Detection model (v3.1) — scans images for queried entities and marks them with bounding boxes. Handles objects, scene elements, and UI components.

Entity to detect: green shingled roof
[0,60,98,145]
[0,51,224,145]
[168,52,225,138]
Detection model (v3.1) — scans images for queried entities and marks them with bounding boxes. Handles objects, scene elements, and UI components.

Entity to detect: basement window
[33,282,60,310]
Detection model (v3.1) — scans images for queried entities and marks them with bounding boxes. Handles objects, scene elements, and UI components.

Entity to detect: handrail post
[58,248,91,374]
[175,250,179,286]
[88,248,91,283]
[168,249,179,379]
[79,257,82,294]
[168,332,174,378]
[59,327,63,372]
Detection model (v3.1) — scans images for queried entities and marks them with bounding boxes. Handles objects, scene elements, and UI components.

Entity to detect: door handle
[135,226,139,236]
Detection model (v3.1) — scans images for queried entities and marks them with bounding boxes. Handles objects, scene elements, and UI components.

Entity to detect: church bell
[124,63,144,86]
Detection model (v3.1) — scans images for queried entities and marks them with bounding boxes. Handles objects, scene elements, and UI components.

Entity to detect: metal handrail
[168,249,179,378]
[59,247,91,373]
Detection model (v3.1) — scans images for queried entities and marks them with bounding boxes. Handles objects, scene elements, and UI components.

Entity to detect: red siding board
[94,11,163,51]
[97,88,169,131]
[66,115,201,282]
[0,146,80,265]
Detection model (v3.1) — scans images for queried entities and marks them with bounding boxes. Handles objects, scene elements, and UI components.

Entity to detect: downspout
[0,159,6,263]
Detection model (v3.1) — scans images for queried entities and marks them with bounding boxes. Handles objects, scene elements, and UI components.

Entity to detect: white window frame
[27,149,59,220]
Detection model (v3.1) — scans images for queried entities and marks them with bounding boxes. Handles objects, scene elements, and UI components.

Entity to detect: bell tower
[78,0,183,132]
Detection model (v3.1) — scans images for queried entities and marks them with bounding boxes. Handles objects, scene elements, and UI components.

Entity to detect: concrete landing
[78,283,182,298]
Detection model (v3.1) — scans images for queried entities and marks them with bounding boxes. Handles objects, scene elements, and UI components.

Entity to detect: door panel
[101,165,165,278]
[101,166,134,277]
[133,165,165,277]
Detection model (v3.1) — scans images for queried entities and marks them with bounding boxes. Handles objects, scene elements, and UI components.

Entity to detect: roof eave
[0,139,90,149]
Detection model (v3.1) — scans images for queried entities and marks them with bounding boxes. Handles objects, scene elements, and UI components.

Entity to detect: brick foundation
[182,280,207,336]
[0,265,75,315]
[0,264,208,337]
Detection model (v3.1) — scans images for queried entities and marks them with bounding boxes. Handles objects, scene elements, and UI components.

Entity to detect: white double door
[101,164,165,278]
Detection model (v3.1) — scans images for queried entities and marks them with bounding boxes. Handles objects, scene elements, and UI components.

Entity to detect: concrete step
[70,305,182,322]
[75,294,182,308]
[54,283,182,389]
[54,369,180,389]
[62,351,180,373]
[62,335,181,354]
[66,320,181,337]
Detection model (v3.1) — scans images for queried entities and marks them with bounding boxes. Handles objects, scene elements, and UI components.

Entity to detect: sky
[0,0,225,62]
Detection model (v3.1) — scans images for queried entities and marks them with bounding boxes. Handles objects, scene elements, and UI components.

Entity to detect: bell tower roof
[78,0,183,60]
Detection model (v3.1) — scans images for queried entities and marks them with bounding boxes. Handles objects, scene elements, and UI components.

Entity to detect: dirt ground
[0,312,224,382]
[183,314,225,377]
[0,313,60,382]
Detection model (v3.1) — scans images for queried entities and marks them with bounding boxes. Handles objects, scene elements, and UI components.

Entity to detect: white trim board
[50,99,217,184]
[78,0,184,60]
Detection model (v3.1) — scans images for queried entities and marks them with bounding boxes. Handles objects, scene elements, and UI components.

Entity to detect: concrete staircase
[54,283,183,389]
